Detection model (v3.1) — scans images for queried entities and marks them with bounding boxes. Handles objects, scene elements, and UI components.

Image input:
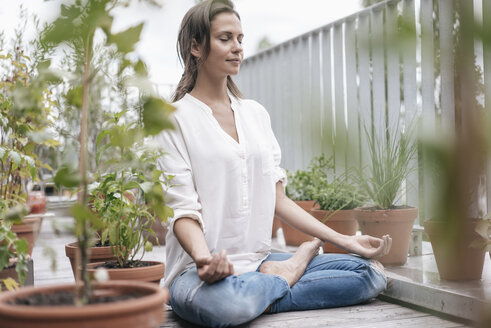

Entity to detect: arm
[155,120,233,283]
[274,182,392,258]
[174,217,234,283]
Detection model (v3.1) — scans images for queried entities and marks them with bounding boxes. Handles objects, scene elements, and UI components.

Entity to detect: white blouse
[155,93,286,288]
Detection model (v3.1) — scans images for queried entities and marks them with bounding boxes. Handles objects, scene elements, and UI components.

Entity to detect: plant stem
[77,35,91,305]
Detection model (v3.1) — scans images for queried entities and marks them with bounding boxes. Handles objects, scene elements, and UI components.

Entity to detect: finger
[216,251,229,277]
[386,235,392,255]
[219,251,234,278]
[206,253,220,278]
[383,235,390,255]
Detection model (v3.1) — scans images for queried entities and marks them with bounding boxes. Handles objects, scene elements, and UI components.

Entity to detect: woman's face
[195,12,244,78]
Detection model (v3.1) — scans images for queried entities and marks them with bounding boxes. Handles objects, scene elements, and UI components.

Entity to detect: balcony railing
[235,0,491,222]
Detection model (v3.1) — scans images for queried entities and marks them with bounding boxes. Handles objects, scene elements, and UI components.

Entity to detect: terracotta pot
[311,209,358,253]
[272,215,282,238]
[86,261,165,284]
[424,219,486,281]
[354,206,418,265]
[281,200,316,246]
[11,218,40,256]
[27,191,47,215]
[0,281,169,328]
[65,242,125,277]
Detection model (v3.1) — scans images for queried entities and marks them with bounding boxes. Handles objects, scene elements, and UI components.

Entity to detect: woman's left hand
[346,234,392,259]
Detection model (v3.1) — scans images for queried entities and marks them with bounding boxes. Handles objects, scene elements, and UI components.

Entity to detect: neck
[190,71,229,105]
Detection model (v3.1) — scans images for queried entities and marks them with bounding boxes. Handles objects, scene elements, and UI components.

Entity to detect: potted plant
[0,210,28,291]
[0,1,173,326]
[80,111,173,284]
[354,125,417,265]
[0,38,57,257]
[282,155,333,246]
[422,131,487,280]
[311,175,364,254]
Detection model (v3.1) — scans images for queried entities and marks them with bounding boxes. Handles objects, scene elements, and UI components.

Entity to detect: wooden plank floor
[161,300,469,328]
[32,216,471,328]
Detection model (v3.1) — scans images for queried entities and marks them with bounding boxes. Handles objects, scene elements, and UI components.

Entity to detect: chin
[228,69,240,76]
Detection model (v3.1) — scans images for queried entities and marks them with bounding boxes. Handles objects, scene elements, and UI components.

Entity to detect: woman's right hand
[195,250,235,283]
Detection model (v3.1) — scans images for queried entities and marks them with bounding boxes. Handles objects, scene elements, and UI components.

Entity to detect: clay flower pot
[86,261,165,284]
[281,200,316,246]
[11,218,40,256]
[0,281,169,328]
[354,206,418,265]
[310,209,358,254]
[424,219,486,281]
[65,242,125,276]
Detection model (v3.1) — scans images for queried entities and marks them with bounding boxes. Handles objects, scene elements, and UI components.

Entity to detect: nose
[232,39,242,53]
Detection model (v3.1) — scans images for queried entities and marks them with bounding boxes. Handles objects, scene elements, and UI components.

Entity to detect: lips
[226,58,241,64]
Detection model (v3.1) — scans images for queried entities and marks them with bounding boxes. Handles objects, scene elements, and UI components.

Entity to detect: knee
[212,298,260,326]
[171,282,264,327]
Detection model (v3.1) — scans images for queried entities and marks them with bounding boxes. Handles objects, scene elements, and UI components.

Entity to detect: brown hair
[172,0,243,102]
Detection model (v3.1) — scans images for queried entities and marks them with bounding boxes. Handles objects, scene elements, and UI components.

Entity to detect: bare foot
[260,238,324,287]
[369,259,387,281]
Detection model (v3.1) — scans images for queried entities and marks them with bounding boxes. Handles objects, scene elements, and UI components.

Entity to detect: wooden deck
[32,215,471,327]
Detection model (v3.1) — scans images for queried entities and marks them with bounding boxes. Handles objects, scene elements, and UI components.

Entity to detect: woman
[156,1,392,327]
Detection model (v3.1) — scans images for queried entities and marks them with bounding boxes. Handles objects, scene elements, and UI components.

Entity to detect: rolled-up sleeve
[262,106,287,186]
[155,117,205,234]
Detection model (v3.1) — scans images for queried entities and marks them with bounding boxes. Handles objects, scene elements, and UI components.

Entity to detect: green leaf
[96,143,111,166]
[142,98,175,136]
[70,203,103,230]
[139,182,153,193]
[144,241,153,252]
[123,181,139,191]
[108,224,119,245]
[96,129,111,149]
[4,205,29,223]
[14,238,29,255]
[65,86,83,108]
[107,23,144,53]
[134,59,147,75]
[8,150,21,165]
[0,246,9,270]
[54,166,81,188]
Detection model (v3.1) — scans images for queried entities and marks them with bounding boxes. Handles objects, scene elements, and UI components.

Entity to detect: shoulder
[236,98,271,121]
[171,96,196,120]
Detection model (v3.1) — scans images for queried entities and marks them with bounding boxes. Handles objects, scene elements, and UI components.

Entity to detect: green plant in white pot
[354,124,417,265]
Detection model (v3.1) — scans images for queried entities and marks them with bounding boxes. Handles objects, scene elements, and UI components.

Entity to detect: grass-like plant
[358,124,416,209]
[314,176,364,213]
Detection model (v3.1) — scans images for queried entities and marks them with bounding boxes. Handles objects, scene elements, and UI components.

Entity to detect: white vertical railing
[321,28,334,158]
[234,0,489,220]
[345,17,360,170]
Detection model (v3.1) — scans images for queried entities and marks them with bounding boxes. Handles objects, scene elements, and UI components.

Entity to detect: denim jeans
[169,253,387,328]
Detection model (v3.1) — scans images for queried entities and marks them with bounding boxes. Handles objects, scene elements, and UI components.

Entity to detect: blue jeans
[170,253,387,327]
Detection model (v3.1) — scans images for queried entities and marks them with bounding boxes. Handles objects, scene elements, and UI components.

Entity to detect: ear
[191,38,202,59]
